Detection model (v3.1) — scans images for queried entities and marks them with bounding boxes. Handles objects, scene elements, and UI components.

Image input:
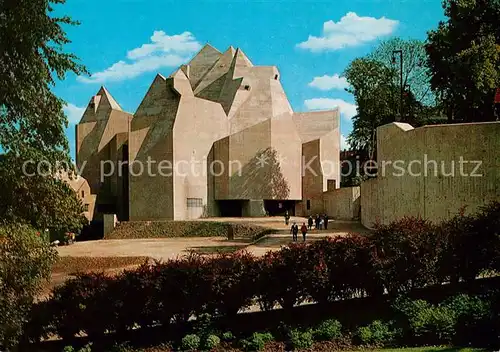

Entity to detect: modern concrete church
[76,44,340,221]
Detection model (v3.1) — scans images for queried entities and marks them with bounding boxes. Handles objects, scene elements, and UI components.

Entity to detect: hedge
[105,221,274,241]
[24,202,500,343]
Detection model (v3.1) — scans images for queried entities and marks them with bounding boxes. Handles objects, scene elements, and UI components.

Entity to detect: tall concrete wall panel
[324,186,360,220]
[361,122,500,227]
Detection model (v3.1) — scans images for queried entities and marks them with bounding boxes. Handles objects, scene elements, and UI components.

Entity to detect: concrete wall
[361,122,500,227]
[129,74,177,220]
[172,72,229,220]
[76,88,131,194]
[298,139,324,216]
[323,186,360,220]
[293,109,341,216]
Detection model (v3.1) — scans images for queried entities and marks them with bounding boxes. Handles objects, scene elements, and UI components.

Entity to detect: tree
[0,1,87,349]
[426,0,500,122]
[0,0,88,230]
[344,39,436,158]
[370,37,435,108]
[0,0,87,163]
[0,155,88,238]
[0,224,57,350]
[344,58,396,158]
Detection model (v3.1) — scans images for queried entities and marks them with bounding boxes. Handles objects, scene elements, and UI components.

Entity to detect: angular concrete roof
[79,86,124,123]
[98,86,122,111]
[194,46,236,95]
[187,43,222,90]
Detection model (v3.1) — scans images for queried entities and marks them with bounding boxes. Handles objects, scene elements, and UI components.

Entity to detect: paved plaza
[57,218,367,261]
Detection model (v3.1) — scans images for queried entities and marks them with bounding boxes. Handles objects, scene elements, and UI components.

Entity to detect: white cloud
[304,98,357,120]
[78,31,201,84]
[308,74,349,91]
[63,103,85,124]
[297,12,398,52]
[340,134,350,151]
[127,31,201,59]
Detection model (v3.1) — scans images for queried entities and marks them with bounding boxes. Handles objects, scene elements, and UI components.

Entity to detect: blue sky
[56,0,446,159]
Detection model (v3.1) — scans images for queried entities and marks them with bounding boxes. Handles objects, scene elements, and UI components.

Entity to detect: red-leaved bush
[438,202,500,283]
[25,202,500,341]
[370,217,441,294]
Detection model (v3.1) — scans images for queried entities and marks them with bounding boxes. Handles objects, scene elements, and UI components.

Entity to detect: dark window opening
[84,204,89,212]
[81,190,85,198]
[306,200,311,210]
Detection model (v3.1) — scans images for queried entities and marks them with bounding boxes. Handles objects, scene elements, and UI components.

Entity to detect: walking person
[324,214,329,230]
[300,222,308,242]
[284,210,290,225]
[319,216,324,230]
[315,214,320,230]
[290,222,298,242]
[307,215,313,230]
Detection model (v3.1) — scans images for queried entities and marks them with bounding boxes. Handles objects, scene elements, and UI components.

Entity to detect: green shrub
[313,319,342,341]
[181,334,200,351]
[205,334,221,349]
[289,329,314,350]
[356,320,397,346]
[0,223,57,350]
[240,332,274,352]
[79,344,93,352]
[62,343,93,352]
[444,293,491,319]
[393,297,455,344]
[443,294,493,346]
[222,331,235,342]
[394,295,496,346]
[108,342,135,352]
[193,313,215,340]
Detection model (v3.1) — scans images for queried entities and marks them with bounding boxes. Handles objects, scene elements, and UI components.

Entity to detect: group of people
[308,214,329,230]
[288,213,330,242]
[289,222,307,242]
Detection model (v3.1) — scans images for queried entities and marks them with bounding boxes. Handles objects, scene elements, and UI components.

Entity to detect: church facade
[76,44,340,221]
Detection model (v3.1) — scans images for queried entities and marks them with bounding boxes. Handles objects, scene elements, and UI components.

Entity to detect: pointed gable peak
[96,86,122,111]
[234,48,253,67]
[189,43,221,64]
[200,43,221,54]
[225,46,236,56]
[227,48,253,79]
[156,73,167,81]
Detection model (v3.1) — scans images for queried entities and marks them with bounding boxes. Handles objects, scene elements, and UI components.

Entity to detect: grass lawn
[354,348,488,352]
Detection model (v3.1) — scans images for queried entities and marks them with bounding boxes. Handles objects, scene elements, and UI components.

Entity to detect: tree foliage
[0,0,88,234]
[344,38,436,158]
[344,58,395,157]
[426,0,500,122]
[0,0,87,162]
[0,224,57,350]
[0,155,88,237]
